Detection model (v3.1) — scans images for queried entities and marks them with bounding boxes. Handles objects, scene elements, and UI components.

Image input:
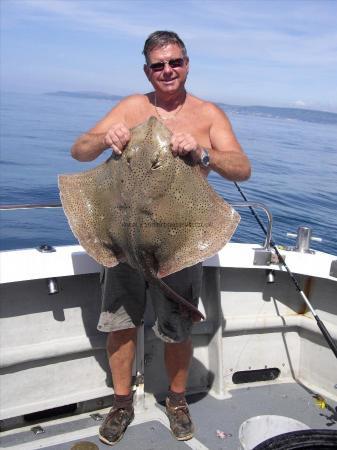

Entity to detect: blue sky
[1,0,337,111]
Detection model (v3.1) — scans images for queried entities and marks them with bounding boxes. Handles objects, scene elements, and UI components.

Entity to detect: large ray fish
[59,116,240,320]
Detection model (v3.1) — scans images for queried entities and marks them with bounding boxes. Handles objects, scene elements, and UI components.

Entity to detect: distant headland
[45,91,337,125]
[46,91,123,101]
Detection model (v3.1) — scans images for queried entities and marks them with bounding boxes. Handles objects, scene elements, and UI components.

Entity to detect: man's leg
[99,328,137,445]
[107,328,137,395]
[164,337,192,393]
[97,264,147,445]
[164,337,195,441]
[150,264,202,442]
[164,338,195,441]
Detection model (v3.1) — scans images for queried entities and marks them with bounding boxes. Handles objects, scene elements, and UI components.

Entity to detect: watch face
[201,150,210,167]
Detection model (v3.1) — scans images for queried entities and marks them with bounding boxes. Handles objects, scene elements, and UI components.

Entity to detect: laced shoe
[165,397,194,441]
[98,405,134,445]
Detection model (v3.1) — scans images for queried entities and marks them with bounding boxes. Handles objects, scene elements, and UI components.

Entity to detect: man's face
[144,43,189,95]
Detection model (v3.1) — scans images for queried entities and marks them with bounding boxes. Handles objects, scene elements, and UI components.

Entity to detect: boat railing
[0,201,274,256]
[0,203,62,210]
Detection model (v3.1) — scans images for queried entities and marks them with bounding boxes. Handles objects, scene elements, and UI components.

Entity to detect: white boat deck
[1,382,337,449]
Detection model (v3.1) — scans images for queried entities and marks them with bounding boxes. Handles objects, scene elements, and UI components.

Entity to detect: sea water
[1,92,336,255]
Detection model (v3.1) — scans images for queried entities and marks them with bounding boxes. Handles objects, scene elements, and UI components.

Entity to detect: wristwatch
[199,148,210,168]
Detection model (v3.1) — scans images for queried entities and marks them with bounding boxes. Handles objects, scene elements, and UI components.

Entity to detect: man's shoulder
[118,93,149,107]
[118,94,152,127]
[189,94,224,114]
[185,95,228,126]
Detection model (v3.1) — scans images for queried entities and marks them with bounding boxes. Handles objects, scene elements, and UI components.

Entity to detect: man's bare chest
[127,104,211,147]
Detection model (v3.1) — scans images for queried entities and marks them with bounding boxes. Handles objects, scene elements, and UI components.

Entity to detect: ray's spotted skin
[59,117,240,317]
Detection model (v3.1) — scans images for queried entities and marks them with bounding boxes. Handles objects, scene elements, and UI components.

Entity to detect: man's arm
[71,131,108,162]
[207,104,251,181]
[71,99,131,162]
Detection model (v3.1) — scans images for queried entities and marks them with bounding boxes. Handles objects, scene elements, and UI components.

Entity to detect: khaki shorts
[97,262,202,343]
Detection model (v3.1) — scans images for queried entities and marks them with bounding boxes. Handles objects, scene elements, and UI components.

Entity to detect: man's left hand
[171,132,202,161]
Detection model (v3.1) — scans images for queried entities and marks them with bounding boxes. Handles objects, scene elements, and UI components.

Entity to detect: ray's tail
[142,261,205,321]
[156,277,205,321]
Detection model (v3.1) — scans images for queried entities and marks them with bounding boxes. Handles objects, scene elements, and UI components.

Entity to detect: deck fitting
[90,413,103,421]
[31,425,45,435]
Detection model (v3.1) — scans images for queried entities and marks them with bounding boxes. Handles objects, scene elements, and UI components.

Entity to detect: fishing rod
[233,182,337,360]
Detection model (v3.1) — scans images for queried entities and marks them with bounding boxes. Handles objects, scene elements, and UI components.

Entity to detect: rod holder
[231,202,274,267]
[287,226,322,253]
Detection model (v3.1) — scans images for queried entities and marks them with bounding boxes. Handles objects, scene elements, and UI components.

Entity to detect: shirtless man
[71,31,250,446]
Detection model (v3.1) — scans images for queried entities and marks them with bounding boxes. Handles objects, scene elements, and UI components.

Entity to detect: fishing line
[233,182,337,360]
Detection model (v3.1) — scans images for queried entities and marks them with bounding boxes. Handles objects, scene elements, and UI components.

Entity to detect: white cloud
[12,0,337,68]
[293,100,307,108]
[9,0,152,36]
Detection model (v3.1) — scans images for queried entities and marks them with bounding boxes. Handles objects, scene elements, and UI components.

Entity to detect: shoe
[165,397,194,441]
[99,405,134,445]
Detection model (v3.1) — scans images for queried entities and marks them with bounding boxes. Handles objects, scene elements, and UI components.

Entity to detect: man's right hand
[104,123,131,155]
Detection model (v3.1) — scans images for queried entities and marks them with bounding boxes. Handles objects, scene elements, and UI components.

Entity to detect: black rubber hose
[253,429,337,449]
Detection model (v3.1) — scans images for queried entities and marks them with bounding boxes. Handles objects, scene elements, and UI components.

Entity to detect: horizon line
[2,89,337,115]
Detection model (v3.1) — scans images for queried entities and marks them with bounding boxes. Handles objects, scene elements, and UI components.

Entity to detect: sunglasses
[148,58,185,72]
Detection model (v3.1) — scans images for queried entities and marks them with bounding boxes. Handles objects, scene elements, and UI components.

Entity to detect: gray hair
[142,31,187,64]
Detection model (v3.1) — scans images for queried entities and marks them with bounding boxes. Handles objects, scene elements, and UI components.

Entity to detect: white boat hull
[1,243,336,423]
